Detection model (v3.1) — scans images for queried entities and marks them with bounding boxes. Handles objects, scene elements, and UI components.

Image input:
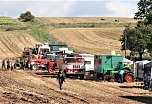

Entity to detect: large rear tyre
[104,75,110,82]
[48,67,53,73]
[125,73,134,82]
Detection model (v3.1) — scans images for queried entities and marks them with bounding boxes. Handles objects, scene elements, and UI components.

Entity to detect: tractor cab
[116,62,130,71]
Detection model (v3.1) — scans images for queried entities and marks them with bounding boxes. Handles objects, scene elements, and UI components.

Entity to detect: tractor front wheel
[125,73,134,82]
[31,64,38,70]
[110,77,116,82]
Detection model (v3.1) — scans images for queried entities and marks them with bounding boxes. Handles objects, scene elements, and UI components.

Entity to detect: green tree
[120,24,150,60]
[146,26,152,54]
[145,0,152,24]
[134,0,148,19]
[135,0,152,25]
[19,11,35,22]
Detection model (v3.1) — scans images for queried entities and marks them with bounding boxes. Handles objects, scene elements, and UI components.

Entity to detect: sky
[0,0,139,18]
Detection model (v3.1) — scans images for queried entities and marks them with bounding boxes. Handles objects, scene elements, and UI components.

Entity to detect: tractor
[30,53,55,70]
[94,55,134,82]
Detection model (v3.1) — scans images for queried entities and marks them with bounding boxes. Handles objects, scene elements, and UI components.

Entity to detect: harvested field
[36,17,138,23]
[0,70,151,104]
[51,27,124,55]
[0,30,39,59]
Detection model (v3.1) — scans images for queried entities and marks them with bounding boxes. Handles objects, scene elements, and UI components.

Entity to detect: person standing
[118,69,124,83]
[7,60,10,70]
[143,73,151,90]
[57,69,66,90]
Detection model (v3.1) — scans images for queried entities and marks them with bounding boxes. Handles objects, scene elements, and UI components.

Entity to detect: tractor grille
[73,65,80,69]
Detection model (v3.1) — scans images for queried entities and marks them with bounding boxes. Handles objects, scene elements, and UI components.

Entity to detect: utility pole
[125,34,127,58]
[110,42,112,54]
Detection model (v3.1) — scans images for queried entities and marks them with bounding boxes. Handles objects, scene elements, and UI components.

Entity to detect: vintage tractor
[109,62,134,82]
[30,54,55,70]
[94,55,134,82]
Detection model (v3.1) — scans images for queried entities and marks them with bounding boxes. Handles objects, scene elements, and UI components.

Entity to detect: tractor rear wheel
[104,75,110,82]
[110,77,116,82]
[125,73,134,82]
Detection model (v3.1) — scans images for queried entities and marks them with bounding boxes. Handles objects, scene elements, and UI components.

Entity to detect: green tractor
[110,62,134,82]
[94,55,134,82]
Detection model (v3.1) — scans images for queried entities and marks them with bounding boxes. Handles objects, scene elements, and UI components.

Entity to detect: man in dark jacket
[57,69,66,90]
[143,73,151,90]
[7,60,11,70]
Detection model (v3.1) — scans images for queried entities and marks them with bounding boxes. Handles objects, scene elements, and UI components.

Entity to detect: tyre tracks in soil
[60,79,151,104]
[0,70,151,104]
[63,80,127,103]
[32,71,141,104]
[29,71,90,104]
[0,70,90,104]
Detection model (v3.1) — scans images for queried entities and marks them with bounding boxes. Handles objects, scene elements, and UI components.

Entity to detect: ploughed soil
[0,69,151,104]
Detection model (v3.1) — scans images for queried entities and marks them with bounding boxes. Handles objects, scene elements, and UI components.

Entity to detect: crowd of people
[2,59,13,71]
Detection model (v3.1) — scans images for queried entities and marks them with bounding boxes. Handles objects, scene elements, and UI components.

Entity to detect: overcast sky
[0,0,139,18]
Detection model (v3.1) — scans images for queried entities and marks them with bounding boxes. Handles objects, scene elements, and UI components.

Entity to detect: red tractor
[30,54,56,70]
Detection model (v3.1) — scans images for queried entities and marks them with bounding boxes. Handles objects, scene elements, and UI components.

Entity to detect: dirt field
[35,17,138,23]
[0,69,151,104]
[0,30,39,59]
[51,27,124,55]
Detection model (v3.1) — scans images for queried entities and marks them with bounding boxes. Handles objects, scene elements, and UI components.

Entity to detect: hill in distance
[0,16,138,59]
[35,17,138,55]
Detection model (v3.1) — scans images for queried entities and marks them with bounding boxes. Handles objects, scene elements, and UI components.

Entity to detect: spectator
[57,69,66,90]
[143,73,151,90]
[118,68,124,83]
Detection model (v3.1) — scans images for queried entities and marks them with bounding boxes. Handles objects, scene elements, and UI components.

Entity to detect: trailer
[134,60,151,80]
[79,53,95,79]
[49,42,67,51]
[79,54,94,72]
[38,43,50,55]
[94,55,134,82]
